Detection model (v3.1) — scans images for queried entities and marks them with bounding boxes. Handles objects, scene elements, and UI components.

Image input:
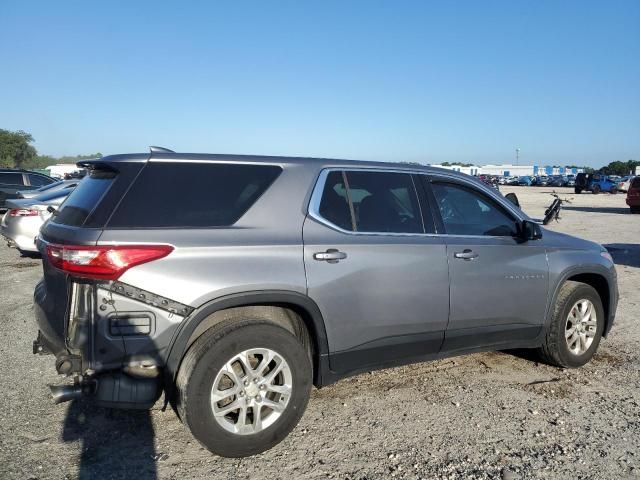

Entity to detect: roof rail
[149,146,175,154]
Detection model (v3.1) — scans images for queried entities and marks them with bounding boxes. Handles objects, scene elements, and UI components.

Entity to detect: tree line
[0,128,100,169]
[0,127,637,175]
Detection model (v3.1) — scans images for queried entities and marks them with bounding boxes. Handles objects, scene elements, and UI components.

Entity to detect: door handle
[454,249,479,260]
[313,249,347,263]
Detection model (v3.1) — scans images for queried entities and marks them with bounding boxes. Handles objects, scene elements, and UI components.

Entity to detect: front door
[425,177,549,352]
[303,169,450,374]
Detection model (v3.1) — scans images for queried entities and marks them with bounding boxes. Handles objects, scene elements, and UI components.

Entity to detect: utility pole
[515,148,520,165]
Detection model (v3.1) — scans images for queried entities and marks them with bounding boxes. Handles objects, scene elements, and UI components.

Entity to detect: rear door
[423,175,549,352]
[303,169,450,374]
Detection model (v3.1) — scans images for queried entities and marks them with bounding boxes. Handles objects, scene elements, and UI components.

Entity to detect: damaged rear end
[34,154,187,408]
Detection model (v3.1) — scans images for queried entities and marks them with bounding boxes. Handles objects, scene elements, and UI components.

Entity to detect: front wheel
[537,281,604,368]
[609,187,618,194]
[176,320,312,457]
[592,185,601,194]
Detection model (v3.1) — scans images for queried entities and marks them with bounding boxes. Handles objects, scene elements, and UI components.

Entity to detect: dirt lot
[0,186,638,480]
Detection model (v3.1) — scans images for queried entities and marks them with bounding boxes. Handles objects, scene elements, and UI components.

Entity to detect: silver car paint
[36,153,618,379]
[99,161,319,307]
[1,193,70,252]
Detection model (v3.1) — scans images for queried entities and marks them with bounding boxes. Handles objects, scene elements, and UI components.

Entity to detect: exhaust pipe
[49,384,85,404]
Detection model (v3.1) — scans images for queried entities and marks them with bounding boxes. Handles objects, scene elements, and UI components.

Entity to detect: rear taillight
[9,208,39,217]
[46,244,173,280]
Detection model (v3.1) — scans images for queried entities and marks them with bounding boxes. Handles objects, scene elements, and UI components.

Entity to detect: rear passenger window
[316,170,425,234]
[0,172,24,185]
[28,173,52,187]
[107,163,282,228]
[318,171,353,231]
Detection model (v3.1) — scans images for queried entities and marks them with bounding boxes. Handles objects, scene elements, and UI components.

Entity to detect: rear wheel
[574,187,582,194]
[176,320,312,457]
[537,281,604,368]
[592,185,601,194]
[609,187,618,194]
[631,207,640,214]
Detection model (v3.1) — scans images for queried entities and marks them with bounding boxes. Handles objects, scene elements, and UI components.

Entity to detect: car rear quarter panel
[99,163,320,307]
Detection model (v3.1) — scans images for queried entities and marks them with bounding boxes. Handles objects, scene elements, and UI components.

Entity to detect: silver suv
[34,149,618,457]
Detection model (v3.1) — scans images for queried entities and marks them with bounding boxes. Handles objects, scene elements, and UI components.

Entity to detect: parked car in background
[1,187,75,254]
[517,175,533,186]
[626,177,640,213]
[532,176,550,187]
[0,168,56,211]
[575,173,618,194]
[566,175,576,187]
[34,150,617,457]
[617,176,634,193]
[17,179,80,199]
[548,176,568,187]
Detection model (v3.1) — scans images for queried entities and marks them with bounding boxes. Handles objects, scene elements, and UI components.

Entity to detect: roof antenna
[149,146,175,154]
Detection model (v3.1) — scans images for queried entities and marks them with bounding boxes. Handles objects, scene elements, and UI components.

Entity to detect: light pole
[515,148,520,166]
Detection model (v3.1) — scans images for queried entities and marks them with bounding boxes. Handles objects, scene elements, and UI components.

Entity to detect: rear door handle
[454,249,479,260]
[313,249,347,263]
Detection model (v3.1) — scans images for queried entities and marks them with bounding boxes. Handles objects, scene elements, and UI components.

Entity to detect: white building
[45,163,81,179]
[429,164,582,177]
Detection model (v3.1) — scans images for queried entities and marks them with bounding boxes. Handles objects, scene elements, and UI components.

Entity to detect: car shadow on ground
[603,243,640,268]
[62,400,158,480]
[563,206,630,215]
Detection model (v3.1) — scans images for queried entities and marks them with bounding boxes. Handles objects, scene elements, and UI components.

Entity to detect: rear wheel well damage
[185,304,315,360]
[566,273,611,334]
[166,294,329,391]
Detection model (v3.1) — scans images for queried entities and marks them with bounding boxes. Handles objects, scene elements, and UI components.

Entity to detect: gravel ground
[0,186,638,480]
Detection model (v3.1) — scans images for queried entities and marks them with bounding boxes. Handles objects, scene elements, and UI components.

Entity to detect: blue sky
[1,1,638,167]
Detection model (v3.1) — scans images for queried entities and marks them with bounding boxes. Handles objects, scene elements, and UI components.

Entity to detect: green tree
[0,129,37,168]
[600,160,639,176]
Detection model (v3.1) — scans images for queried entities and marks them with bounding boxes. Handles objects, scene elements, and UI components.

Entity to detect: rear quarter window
[107,162,282,228]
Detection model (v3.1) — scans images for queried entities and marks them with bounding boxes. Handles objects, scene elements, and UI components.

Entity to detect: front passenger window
[431,182,517,236]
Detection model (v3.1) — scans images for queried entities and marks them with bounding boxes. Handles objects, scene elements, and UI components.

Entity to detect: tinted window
[317,170,424,233]
[52,170,115,227]
[108,163,282,228]
[346,171,423,233]
[28,173,53,187]
[318,171,353,231]
[431,182,517,236]
[631,177,640,189]
[0,172,24,186]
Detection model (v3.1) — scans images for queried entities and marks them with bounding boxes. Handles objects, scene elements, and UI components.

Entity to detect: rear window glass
[51,170,115,227]
[0,172,24,186]
[631,177,640,189]
[28,173,53,187]
[107,163,282,228]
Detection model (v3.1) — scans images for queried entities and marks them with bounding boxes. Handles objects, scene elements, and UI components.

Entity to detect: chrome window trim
[308,167,526,239]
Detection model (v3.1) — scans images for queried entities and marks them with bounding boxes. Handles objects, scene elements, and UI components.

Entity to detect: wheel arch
[164,291,331,388]
[547,267,614,337]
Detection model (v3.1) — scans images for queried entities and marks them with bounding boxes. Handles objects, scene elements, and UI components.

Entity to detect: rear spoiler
[77,147,175,171]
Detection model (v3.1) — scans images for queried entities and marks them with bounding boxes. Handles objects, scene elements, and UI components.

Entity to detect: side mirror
[519,220,543,241]
[504,192,520,208]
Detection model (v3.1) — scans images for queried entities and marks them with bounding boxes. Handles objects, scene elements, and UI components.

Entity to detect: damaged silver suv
[34,148,618,457]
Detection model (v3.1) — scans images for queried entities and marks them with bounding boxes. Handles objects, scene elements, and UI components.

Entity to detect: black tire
[574,187,582,194]
[609,187,617,194]
[537,281,605,368]
[631,207,640,214]
[592,185,601,194]
[176,319,312,457]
